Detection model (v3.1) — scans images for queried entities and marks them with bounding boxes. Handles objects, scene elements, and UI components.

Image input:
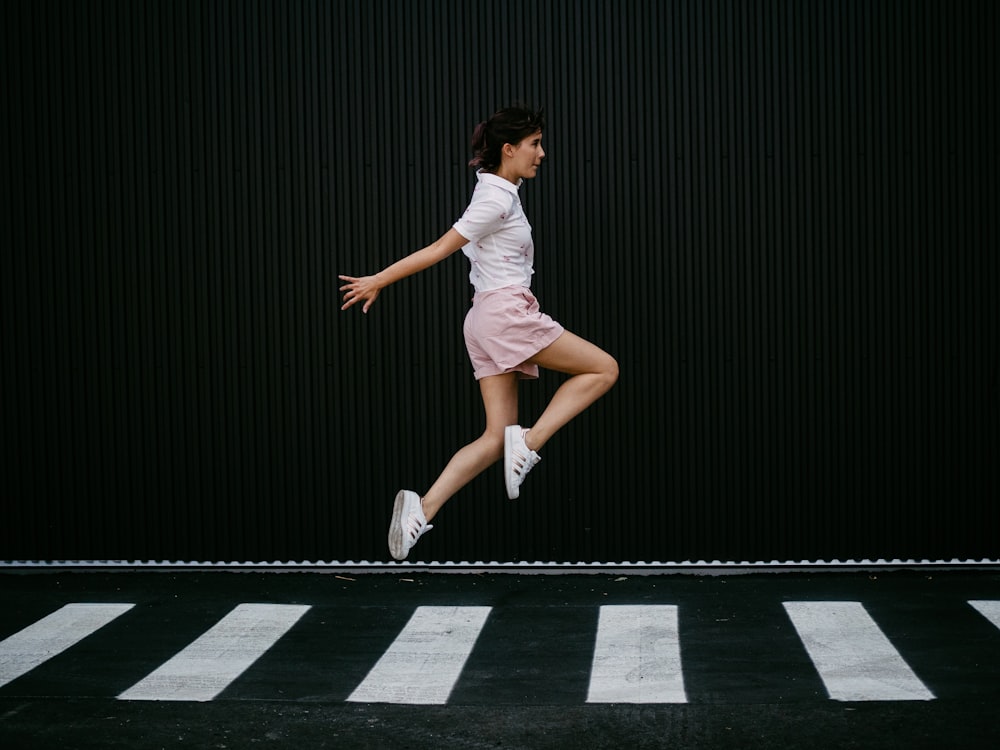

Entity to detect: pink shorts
[463,286,565,380]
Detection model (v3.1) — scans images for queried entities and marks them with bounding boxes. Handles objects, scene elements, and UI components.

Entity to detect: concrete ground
[2,569,999,749]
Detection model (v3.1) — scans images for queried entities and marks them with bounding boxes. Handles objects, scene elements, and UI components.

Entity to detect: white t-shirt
[453,170,535,293]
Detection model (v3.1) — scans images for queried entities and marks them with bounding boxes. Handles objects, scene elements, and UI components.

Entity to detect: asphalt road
[2,569,999,749]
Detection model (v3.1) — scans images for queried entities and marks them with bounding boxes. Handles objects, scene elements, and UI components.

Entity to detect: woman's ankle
[523,428,542,453]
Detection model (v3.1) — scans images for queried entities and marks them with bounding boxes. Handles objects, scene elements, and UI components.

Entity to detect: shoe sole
[388,490,410,560]
[504,425,520,500]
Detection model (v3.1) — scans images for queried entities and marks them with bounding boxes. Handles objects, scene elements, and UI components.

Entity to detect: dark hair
[468,105,546,171]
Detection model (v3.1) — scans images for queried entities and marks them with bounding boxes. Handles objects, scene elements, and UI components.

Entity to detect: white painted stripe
[783,601,934,701]
[0,603,135,688]
[587,605,687,703]
[969,600,1000,630]
[118,603,310,702]
[347,606,491,704]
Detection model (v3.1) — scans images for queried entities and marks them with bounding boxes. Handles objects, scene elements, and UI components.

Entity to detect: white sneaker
[388,490,432,561]
[504,425,541,499]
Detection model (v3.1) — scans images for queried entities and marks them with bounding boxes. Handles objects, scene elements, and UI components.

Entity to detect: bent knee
[600,353,620,389]
[480,430,505,461]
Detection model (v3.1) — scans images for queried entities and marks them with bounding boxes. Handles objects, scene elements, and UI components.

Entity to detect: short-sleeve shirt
[452,170,535,293]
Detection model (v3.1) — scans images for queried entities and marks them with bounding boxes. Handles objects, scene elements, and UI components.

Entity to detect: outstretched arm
[339,227,470,313]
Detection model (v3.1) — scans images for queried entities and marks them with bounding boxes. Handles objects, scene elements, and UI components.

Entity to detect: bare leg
[522,331,618,452]
[421,372,519,522]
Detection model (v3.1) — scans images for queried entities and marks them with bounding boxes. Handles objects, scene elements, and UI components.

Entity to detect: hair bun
[467,105,545,171]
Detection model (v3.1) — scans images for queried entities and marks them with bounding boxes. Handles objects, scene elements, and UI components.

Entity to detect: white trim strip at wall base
[2,558,998,574]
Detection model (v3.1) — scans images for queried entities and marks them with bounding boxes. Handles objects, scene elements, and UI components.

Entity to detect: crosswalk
[0,603,135,689]
[782,601,934,701]
[1,598,999,704]
[347,606,492,704]
[586,605,686,704]
[119,603,311,702]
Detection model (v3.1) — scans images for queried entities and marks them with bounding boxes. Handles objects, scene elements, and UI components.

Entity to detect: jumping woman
[339,105,618,560]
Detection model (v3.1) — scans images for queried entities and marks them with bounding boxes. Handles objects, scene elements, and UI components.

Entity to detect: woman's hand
[339,274,383,313]
[338,229,468,314]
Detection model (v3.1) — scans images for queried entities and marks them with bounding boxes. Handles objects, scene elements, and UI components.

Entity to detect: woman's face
[502,130,545,181]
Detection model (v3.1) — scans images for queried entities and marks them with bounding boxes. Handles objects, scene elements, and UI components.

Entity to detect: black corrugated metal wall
[2,0,997,563]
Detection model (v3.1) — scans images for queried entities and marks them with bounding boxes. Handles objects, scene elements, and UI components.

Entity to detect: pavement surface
[2,569,1000,749]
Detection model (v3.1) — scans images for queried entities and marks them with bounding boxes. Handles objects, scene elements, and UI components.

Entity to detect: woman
[340,105,618,560]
